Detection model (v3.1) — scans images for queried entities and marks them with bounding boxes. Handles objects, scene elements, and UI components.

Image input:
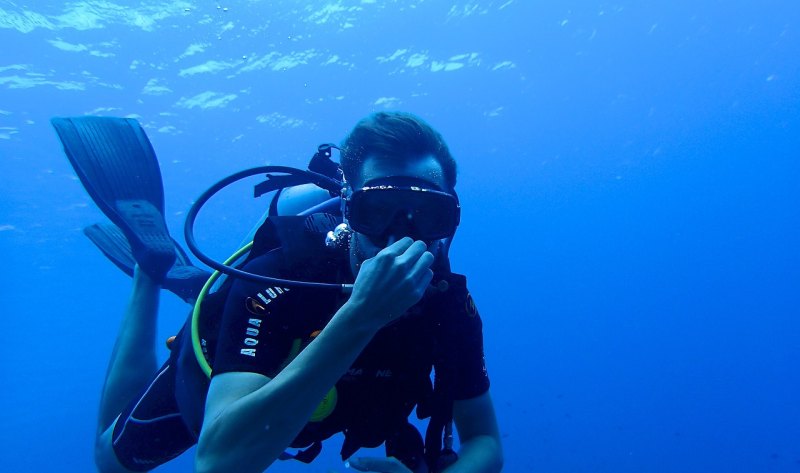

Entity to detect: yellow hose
[191,242,254,378]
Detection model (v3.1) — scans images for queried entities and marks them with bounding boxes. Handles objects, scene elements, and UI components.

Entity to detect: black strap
[422,275,466,470]
[424,401,454,470]
[268,188,283,216]
[386,422,428,473]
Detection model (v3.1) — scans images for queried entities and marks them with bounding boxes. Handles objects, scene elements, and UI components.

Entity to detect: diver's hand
[347,456,415,473]
[348,237,434,330]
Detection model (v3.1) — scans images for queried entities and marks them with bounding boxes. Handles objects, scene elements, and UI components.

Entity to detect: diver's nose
[384,211,415,245]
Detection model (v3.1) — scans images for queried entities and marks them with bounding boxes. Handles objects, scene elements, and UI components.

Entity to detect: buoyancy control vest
[175,209,462,472]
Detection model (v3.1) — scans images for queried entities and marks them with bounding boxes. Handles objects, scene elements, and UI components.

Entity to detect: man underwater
[54,111,503,473]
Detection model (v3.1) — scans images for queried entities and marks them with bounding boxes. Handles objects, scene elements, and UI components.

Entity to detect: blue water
[1,1,799,472]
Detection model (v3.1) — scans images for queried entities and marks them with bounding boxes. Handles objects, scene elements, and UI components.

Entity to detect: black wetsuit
[112,246,489,472]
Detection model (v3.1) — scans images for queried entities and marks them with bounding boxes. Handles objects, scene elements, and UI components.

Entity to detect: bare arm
[443,391,503,473]
[196,239,435,473]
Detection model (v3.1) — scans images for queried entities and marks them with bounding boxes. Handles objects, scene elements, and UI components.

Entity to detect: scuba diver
[52,111,503,473]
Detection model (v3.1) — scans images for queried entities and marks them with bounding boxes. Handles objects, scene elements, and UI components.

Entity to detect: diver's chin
[349,232,379,278]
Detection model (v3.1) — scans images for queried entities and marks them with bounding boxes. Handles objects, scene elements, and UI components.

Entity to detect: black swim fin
[52,116,176,282]
[84,223,211,303]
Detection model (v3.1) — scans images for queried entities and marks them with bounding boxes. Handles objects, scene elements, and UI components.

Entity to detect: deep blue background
[1,1,798,472]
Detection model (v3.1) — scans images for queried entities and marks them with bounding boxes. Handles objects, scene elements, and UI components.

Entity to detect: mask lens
[349,189,397,235]
[348,186,459,241]
[407,193,457,239]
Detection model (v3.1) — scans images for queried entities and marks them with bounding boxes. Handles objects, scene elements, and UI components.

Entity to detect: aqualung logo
[246,287,290,315]
[246,297,268,315]
[240,318,261,357]
[241,287,289,357]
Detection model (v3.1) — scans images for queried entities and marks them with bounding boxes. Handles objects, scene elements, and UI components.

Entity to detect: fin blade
[52,116,176,280]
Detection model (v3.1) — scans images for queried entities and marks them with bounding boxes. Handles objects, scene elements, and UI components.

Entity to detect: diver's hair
[340,111,457,191]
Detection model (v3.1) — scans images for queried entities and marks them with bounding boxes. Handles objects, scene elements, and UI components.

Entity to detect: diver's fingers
[418,269,435,294]
[410,249,435,275]
[394,240,429,268]
[379,237,415,257]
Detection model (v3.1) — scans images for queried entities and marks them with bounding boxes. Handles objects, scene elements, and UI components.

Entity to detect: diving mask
[344,181,460,242]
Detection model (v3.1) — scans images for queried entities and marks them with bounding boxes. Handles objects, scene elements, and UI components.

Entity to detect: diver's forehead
[356,154,446,189]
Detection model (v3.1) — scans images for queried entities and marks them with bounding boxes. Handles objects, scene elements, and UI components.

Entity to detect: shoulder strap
[422,273,469,471]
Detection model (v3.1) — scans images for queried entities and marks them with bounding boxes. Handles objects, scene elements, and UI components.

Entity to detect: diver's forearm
[442,435,504,473]
[197,300,380,473]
